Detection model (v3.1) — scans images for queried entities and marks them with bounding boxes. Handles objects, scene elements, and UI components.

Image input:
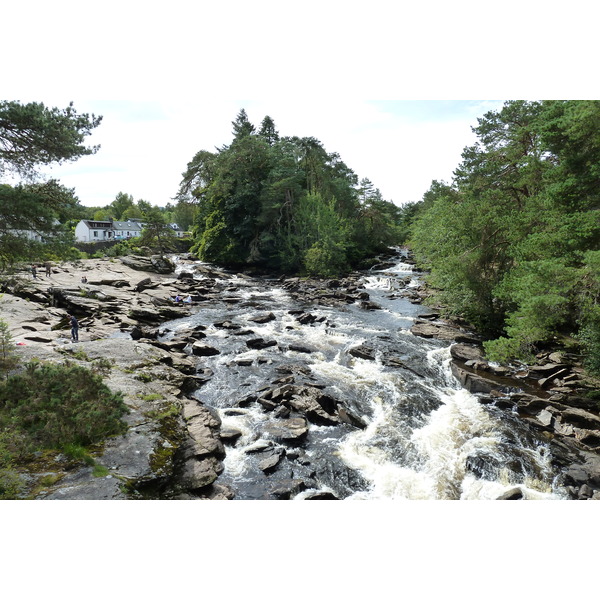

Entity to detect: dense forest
[403,100,600,375]
[176,109,403,276]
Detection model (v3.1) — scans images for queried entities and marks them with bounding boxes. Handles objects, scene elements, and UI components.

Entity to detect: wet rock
[451,364,498,394]
[220,427,243,446]
[304,491,339,500]
[246,338,277,350]
[338,407,367,429]
[258,447,285,472]
[359,301,382,310]
[214,320,241,330]
[249,312,276,324]
[270,479,308,499]
[496,488,524,500]
[264,417,309,442]
[288,344,313,354]
[193,483,235,500]
[349,345,376,360]
[561,408,600,430]
[191,342,221,356]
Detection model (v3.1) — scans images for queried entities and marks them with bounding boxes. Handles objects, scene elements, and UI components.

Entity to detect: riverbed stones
[264,417,309,442]
[246,337,277,350]
[191,342,221,356]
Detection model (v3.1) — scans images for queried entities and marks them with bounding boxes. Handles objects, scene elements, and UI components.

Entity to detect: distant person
[183,295,193,304]
[31,265,38,279]
[67,313,79,342]
[174,295,182,303]
[81,276,87,283]
[44,262,52,277]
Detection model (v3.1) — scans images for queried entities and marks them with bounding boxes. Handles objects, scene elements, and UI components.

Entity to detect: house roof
[81,220,112,229]
[112,221,143,231]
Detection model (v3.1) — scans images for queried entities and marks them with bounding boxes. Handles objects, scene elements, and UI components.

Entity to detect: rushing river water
[165,252,568,500]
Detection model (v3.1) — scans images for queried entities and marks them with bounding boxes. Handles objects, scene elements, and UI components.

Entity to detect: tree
[0,100,102,179]
[0,180,81,270]
[110,192,135,220]
[409,100,600,373]
[180,110,402,274]
[258,115,279,145]
[0,100,102,268]
[136,207,176,257]
[0,318,19,379]
[231,108,255,141]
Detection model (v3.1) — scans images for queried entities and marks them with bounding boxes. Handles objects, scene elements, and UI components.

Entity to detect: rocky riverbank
[400,254,600,500]
[2,250,599,499]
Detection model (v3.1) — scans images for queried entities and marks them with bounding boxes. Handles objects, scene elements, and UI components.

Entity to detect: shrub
[0,361,129,451]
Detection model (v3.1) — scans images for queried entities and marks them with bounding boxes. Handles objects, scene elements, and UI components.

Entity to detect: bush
[0,361,129,452]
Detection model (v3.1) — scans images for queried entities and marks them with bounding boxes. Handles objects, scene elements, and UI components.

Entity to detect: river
[165,251,568,500]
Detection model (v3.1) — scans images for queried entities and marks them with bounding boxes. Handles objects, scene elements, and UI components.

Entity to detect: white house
[169,223,186,238]
[112,220,143,240]
[74,219,147,242]
[74,220,113,242]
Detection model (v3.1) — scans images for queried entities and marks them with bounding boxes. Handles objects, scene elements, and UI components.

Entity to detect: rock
[246,338,277,350]
[561,408,600,430]
[220,427,243,445]
[178,456,222,490]
[249,312,276,324]
[191,342,221,356]
[264,417,309,442]
[536,409,554,427]
[258,448,285,472]
[349,345,376,360]
[410,322,459,341]
[450,343,485,363]
[270,479,308,499]
[134,277,155,292]
[129,307,162,322]
[496,488,524,500]
[338,407,367,429]
[288,344,313,354]
[360,301,382,310]
[304,491,339,500]
[451,364,498,394]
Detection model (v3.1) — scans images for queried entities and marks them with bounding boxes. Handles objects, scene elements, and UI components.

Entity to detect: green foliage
[0,100,102,179]
[0,361,129,452]
[0,318,19,379]
[180,110,402,274]
[134,206,177,257]
[0,180,82,270]
[409,100,600,373]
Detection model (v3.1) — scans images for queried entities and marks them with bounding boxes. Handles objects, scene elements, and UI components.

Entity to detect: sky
[3,1,596,211]
[3,0,597,589]
[27,98,506,208]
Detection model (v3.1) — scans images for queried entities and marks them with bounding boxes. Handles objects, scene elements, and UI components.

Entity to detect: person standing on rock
[31,265,38,279]
[67,314,79,342]
[44,262,52,277]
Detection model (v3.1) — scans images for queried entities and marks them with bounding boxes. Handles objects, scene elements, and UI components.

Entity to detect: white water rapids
[169,252,567,500]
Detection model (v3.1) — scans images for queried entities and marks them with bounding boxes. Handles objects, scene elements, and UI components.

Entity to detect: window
[93,231,98,238]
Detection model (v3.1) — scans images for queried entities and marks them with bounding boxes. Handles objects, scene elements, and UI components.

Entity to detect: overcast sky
[28,98,505,208]
[4,2,594,210]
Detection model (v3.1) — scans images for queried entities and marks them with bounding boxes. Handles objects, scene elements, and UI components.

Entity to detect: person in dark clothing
[31,265,38,279]
[67,314,79,342]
